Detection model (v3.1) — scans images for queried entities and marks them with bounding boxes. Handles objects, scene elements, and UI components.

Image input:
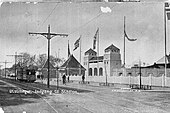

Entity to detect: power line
[68,4,119,36]
[41,4,58,26]
[29,25,68,88]
[7,52,23,80]
[0,61,12,78]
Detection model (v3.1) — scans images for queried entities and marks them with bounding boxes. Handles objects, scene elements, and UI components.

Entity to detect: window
[89,68,92,76]
[94,68,98,76]
[127,73,132,76]
[99,68,103,76]
[118,73,122,76]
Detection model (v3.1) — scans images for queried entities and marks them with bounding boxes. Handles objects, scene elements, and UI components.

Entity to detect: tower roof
[84,48,97,56]
[42,60,55,69]
[105,44,120,53]
[156,54,170,64]
[60,54,85,69]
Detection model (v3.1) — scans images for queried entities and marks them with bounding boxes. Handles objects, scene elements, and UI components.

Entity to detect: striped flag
[93,28,99,49]
[124,30,137,41]
[73,37,80,51]
[165,2,170,20]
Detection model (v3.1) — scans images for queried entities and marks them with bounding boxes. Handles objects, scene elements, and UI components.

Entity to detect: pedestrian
[62,74,66,85]
[82,75,85,84]
[41,75,44,80]
[67,76,69,83]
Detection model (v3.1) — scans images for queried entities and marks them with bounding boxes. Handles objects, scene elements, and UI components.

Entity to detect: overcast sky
[0,2,168,68]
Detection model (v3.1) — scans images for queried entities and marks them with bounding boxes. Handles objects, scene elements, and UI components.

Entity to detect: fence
[70,68,170,87]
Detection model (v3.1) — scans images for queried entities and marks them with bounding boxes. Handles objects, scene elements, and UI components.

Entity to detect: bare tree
[36,53,65,68]
[17,52,36,67]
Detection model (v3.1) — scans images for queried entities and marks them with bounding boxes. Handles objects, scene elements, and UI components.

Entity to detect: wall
[70,67,170,87]
[41,69,57,78]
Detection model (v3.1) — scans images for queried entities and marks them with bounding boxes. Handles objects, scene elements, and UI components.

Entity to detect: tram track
[0,78,59,113]
[0,78,95,113]
[2,77,169,113]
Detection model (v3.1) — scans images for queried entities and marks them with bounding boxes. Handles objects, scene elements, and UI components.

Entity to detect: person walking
[62,74,66,85]
[82,75,85,84]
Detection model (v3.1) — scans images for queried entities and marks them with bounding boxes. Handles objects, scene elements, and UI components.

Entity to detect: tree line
[10,52,65,70]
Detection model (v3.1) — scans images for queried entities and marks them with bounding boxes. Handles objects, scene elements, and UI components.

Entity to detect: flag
[68,40,70,58]
[73,37,80,51]
[93,28,99,49]
[124,30,137,41]
[165,2,169,7]
[165,2,170,20]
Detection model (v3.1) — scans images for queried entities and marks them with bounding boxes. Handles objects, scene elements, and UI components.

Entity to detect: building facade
[83,44,122,82]
[69,44,170,87]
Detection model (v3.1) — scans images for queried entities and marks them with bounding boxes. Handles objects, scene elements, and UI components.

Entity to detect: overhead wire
[16,3,58,53]
[16,2,120,55]
[67,3,120,36]
[16,3,30,53]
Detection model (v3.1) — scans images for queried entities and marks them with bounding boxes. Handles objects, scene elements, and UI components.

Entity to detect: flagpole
[68,40,69,58]
[123,16,126,68]
[123,16,126,78]
[68,40,70,78]
[97,28,99,76]
[164,3,167,87]
[79,35,82,76]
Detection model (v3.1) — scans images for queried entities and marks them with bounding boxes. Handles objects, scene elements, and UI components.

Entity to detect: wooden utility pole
[29,25,68,88]
[7,52,23,80]
[139,59,142,89]
[0,65,2,76]
[0,61,12,78]
[164,2,168,87]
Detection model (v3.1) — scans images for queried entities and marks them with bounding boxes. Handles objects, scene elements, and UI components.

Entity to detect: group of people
[62,74,85,85]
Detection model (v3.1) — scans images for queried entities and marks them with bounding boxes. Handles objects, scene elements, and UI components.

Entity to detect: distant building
[83,44,121,81]
[59,54,86,76]
[68,43,170,87]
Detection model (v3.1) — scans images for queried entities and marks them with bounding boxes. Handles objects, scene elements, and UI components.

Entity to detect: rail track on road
[2,77,169,113]
[0,77,60,113]
[0,77,95,113]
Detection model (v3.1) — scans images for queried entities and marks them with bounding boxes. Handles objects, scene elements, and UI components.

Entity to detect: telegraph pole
[29,25,68,88]
[139,59,142,89]
[7,52,23,80]
[0,65,2,76]
[0,61,12,78]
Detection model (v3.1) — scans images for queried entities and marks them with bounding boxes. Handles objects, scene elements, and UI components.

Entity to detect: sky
[0,1,168,68]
